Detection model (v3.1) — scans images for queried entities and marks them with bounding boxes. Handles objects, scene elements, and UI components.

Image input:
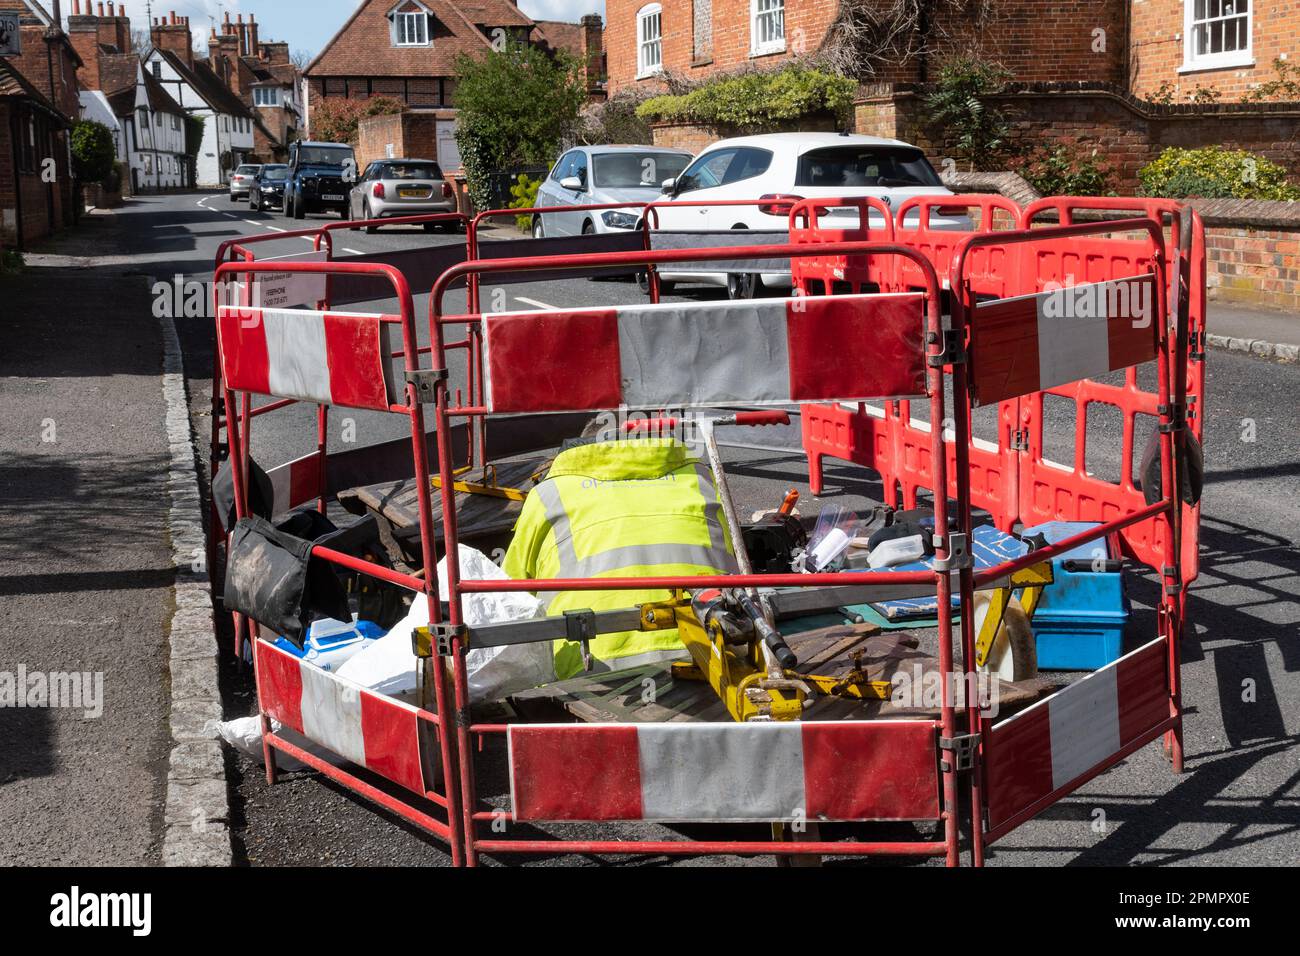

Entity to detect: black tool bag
[212,456,276,533]
[223,515,352,648]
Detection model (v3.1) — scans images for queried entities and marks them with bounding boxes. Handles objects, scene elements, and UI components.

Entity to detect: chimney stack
[152,9,195,69]
[68,0,133,87]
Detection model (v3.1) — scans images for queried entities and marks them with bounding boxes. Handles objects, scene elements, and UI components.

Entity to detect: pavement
[1206,303,1300,362]
[2,191,1297,867]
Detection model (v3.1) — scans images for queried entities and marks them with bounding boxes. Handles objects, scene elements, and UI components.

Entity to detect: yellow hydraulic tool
[431,464,528,502]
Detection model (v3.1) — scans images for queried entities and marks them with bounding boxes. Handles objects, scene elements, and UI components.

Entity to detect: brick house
[205,13,303,162]
[69,1,189,192]
[607,0,1294,103]
[304,0,606,164]
[141,12,256,187]
[0,0,81,248]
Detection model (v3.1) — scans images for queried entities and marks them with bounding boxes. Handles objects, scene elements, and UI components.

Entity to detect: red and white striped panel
[217,305,401,412]
[508,720,940,823]
[984,637,1169,830]
[266,451,323,516]
[970,274,1157,407]
[482,293,927,415]
[255,639,426,795]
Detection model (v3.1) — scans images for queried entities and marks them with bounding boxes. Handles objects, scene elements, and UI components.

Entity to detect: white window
[394,8,430,47]
[1182,0,1252,72]
[637,4,663,78]
[751,0,785,56]
[254,87,281,107]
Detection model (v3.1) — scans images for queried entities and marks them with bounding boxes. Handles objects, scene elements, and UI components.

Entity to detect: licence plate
[398,187,430,198]
[323,194,344,202]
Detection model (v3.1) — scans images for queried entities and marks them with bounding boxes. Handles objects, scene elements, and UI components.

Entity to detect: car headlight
[601,211,639,229]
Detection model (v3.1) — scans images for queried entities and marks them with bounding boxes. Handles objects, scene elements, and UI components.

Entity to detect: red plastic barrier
[788,196,896,294]
[894,194,1023,298]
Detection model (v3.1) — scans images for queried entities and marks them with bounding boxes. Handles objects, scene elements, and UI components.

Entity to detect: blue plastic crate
[1022,521,1129,670]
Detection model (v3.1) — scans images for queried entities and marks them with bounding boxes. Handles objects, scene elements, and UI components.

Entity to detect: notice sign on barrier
[970,274,1157,407]
[228,250,329,309]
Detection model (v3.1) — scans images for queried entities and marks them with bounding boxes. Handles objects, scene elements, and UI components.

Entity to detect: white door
[656,147,737,231]
[436,120,461,174]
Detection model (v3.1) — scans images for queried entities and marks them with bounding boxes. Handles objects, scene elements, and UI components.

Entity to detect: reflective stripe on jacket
[502,438,737,680]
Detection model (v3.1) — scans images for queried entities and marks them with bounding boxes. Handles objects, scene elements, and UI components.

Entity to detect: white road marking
[514,296,556,310]
[243,219,262,226]
[342,248,363,256]
[265,225,287,233]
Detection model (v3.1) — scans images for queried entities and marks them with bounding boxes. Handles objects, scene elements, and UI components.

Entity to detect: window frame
[750,0,785,57]
[1180,0,1252,73]
[637,4,664,80]
[393,7,431,48]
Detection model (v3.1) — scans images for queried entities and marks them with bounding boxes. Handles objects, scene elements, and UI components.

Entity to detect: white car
[649,132,968,298]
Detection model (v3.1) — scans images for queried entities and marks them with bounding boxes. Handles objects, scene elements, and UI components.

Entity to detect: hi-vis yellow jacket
[502,438,737,680]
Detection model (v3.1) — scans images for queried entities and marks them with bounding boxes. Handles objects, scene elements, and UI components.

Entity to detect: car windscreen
[381,163,443,180]
[795,146,942,189]
[296,146,354,167]
[593,152,691,188]
[261,167,289,181]
[235,165,260,175]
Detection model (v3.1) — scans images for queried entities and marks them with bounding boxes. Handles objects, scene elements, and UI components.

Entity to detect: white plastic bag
[209,715,341,772]
[336,545,552,702]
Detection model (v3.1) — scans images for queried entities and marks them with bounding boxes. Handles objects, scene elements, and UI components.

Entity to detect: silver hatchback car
[533,145,693,237]
[348,158,458,233]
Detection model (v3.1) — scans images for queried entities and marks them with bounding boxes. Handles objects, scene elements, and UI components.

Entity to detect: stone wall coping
[855,81,1300,120]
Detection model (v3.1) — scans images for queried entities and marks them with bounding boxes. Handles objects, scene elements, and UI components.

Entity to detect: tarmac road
[101,193,1300,866]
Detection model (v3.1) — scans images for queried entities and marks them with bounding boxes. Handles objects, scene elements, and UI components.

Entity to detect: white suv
[651,132,966,298]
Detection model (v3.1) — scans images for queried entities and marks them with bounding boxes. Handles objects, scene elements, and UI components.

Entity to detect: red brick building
[205,13,303,162]
[606,0,1296,103]
[304,0,605,126]
[0,0,81,248]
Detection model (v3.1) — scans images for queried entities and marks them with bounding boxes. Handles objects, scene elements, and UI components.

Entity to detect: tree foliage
[309,96,405,145]
[922,55,1012,171]
[453,42,588,211]
[1013,140,1115,197]
[71,120,116,184]
[636,65,856,132]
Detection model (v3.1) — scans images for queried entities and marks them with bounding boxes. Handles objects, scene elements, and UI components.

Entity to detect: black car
[285,140,356,219]
[249,164,289,212]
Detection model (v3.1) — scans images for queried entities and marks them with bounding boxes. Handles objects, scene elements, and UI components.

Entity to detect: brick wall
[1205,225,1300,311]
[606,0,1127,92]
[856,83,1300,191]
[1130,0,1300,101]
[355,110,455,170]
[650,110,840,151]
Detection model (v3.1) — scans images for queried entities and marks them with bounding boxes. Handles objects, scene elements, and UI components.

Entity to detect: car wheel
[582,220,595,236]
[636,271,675,296]
[726,271,760,300]
[532,217,544,239]
[363,202,378,234]
[292,194,305,220]
[229,193,237,203]
[249,194,259,212]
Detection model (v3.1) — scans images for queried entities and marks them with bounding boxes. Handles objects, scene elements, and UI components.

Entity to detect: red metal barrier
[788,196,896,295]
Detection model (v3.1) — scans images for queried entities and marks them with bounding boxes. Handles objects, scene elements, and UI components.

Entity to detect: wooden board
[337,457,549,563]
[508,621,1056,725]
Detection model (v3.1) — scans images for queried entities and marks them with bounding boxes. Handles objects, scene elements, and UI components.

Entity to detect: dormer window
[391,2,431,47]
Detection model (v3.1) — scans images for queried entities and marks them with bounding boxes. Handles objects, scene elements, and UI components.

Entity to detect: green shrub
[922,56,1012,171]
[1242,58,1300,102]
[1138,146,1300,201]
[71,120,116,183]
[636,66,856,132]
[1013,140,1115,197]
[509,173,542,231]
[0,248,23,276]
[454,42,588,212]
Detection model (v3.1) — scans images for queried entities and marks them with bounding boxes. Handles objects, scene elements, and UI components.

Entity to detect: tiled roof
[307,0,514,78]
[154,47,254,118]
[533,20,583,59]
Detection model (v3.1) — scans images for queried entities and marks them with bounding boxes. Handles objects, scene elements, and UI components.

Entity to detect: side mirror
[560,176,583,191]
[661,177,677,194]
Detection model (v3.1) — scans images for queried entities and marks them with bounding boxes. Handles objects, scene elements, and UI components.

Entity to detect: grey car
[348,158,458,233]
[533,145,693,237]
[229,164,262,202]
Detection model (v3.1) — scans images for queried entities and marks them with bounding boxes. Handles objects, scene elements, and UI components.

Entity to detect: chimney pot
[98,2,105,15]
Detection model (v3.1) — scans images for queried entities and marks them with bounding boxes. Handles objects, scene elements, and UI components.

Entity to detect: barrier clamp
[413,622,468,658]
[933,532,973,572]
[927,327,967,368]
[565,609,598,672]
[405,367,449,403]
[940,733,980,773]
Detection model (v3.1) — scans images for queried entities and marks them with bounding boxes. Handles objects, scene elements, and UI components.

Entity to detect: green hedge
[636,66,856,131]
[1138,146,1300,201]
